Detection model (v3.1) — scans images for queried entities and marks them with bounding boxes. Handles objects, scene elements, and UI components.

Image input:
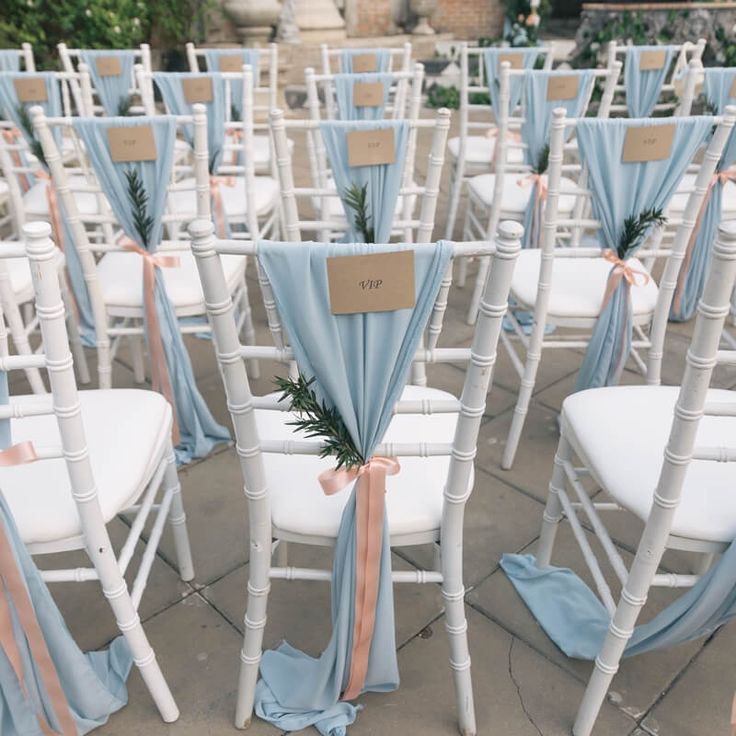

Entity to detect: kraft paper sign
[14,77,47,102]
[547,75,579,101]
[353,81,384,107]
[498,53,523,70]
[183,76,213,103]
[622,124,675,163]
[107,125,157,162]
[218,54,243,73]
[347,128,395,167]
[352,54,378,73]
[327,250,415,314]
[639,50,666,71]
[96,56,122,77]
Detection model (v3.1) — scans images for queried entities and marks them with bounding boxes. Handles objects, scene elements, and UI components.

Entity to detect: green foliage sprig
[617,207,667,260]
[230,105,241,123]
[533,144,549,175]
[274,374,363,471]
[124,168,154,248]
[117,96,132,116]
[16,105,46,169]
[344,182,375,243]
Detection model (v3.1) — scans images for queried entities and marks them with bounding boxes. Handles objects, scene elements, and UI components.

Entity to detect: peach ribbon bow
[600,249,651,309]
[672,165,736,314]
[318,456,400,701]
[517,173,548,248]
[0,441,38,467]
[209,176,235,238]
[121,238,181,445]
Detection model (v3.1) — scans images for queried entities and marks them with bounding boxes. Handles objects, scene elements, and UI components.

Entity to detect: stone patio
[32,95,736,736]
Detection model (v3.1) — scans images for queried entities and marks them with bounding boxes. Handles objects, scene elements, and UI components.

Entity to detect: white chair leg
[536,435,571,566]
[58,272,91,385]
[456,256,469,289]
[238,276,260,380]
[163,447,194,581]
[444,159,464,241]
[130,333,146,384]
[466,256,490,325]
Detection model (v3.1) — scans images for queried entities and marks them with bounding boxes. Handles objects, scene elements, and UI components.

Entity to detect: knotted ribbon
[0,441,38,467]
[121,238,181,445]
[518,173,548,249]
[318,456,400,701]
[672,165,736,317]
[209,175,235,238]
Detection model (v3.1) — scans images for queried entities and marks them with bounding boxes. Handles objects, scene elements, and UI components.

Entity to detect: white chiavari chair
[188,215,521,734]
[269,108,450,246]
[57,42,151,118]
[462,63,620,324]
[0,43,36,72]
[31,106,251,390]
[528,219,736,736]
[444,43,554,241]
[499,107,735,470]
[0,220,194,722]
[606,38,706,117]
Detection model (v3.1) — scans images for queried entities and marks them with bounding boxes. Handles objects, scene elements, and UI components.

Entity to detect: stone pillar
[293,0,347,41]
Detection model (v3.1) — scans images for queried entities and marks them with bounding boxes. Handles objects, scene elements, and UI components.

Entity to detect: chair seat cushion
[563,386,736,543]
[96,250,245,314]
[468,173,578,213]
[251,134,293,168]
[260,385,467,541]
[1,390,171,547]
[169,176,279,219]
[4,257,33,304]
[511,249,659,320]
[447,135,525,166]
[23,175,104,218]
[670,173,736,215]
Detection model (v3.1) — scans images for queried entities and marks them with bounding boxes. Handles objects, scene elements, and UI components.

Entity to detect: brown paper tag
[353,81,384,107]
[182,76,213,103]
[352,53,378,73]
[347,128,395,167]
[107,125,157,162]
[327,250,415,314]
[218,54,243,73]
[96,56,122,77]
[622,124,675,163]
[729,77,736,99]
[14,77,47,103]
[498,53,523,70]
[546,75,580,101]
[639,50,666,71]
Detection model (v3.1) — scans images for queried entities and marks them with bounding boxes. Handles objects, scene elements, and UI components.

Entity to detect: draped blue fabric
[153,72,227,173]
[72,116,230,463]
[78,49,136,116]
[624,45,676,118]
[520,70,595,248]
[253,239,452,735]
[671,68,736,322]
[482,47,543,116]
[201,49,261,120]
[0,73,94,342]
[502,542,736,660]
[0,52,20,73]
[574,117,714,391]
[333,73,392,121]
[0,493,133,734]
[319,120,408,244]
[339,49,391,74]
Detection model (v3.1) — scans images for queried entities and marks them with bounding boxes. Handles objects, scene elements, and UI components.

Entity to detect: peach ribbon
[0,441,75,733]
[209,175,235,238]
[228,129,243,166]
[121,238,181,445]
[518,173,548,248]
[600,249,651,311]
[33,170,65,256]
[318,456,400,701]
[2,129,31,193]
[486,127,522,174]
[672,165,736,314]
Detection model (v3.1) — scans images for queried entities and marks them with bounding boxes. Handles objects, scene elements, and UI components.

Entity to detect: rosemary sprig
[124,168,154,249]
[117,96,132,116]
[16,104,47,169]
[343,182,374,243]
[274,373,363,471]
[533,143,549,175]
[230,104,242,122]
[617,207,667,260]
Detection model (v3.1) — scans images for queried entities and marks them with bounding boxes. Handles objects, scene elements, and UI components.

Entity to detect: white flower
[133,17,140,26]
[114,24,121,33]
[85,8,92,16]
[26,0,33,7]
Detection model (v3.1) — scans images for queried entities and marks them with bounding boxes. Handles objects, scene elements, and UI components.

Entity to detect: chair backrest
[185,43,279,117]
[57,43,151,117]
[269,107,451,244]
[305,63,424,123]
[0,44,36,72]
[188,215,521,551]
[541,107,735,383]
[607,39,706,116]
